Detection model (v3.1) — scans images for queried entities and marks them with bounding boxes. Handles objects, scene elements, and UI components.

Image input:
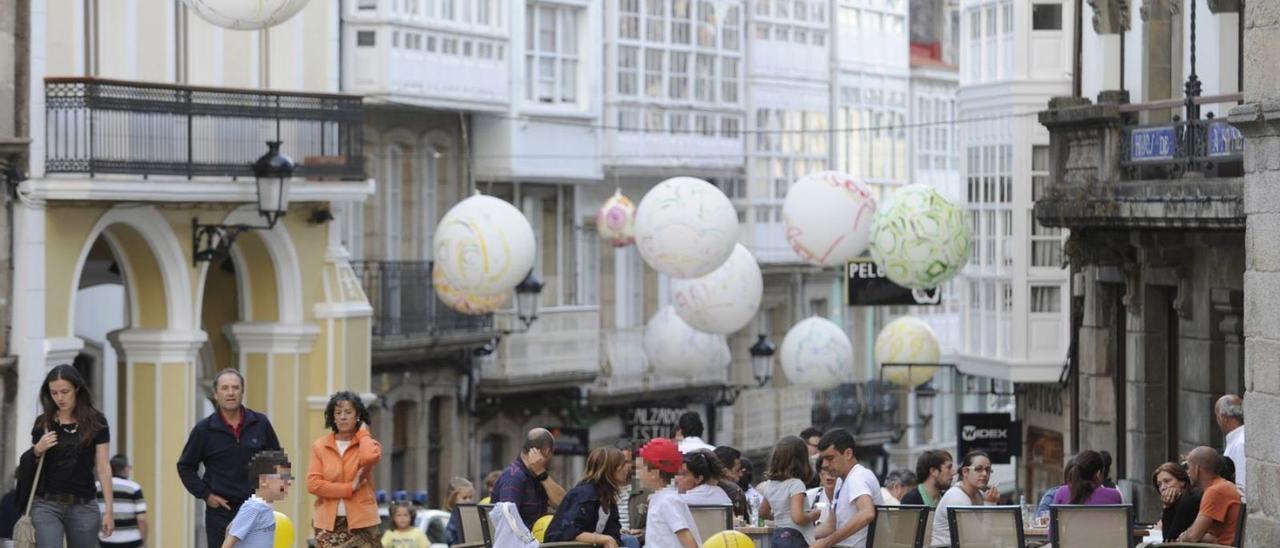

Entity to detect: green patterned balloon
[869,184,972,290]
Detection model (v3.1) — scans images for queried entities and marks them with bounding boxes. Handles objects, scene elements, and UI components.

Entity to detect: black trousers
[205,502,242,548]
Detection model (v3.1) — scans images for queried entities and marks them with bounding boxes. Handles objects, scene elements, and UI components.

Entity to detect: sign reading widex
[957,413,1022,464]
[845,258,940,306]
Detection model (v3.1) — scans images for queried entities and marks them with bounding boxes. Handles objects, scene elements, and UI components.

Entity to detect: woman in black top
[1153,461,1201,542]
[28,364,113,547]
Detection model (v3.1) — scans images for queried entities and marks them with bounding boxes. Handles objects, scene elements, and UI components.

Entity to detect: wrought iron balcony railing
[44,77,364,179]
[349,260,493,340]
[1119,98,1244,180]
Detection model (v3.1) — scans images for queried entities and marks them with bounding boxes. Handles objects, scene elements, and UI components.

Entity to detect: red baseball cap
[639,438,682,474]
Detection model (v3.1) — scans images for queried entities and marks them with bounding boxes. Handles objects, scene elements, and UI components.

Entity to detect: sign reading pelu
[846,258,941,306]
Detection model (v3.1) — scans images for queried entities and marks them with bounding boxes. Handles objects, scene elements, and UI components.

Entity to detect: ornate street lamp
[514,270,545,330]
[192,141,294,265]
[749,333,776,387]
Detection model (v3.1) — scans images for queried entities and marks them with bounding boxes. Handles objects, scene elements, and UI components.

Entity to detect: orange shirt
[306,428,383,531]
[1198,477,1241,546]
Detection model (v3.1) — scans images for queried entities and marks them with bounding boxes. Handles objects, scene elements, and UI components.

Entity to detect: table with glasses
[735,525,772,548]
[1022,526,1156,544]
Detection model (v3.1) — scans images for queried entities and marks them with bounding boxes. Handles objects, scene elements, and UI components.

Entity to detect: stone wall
[0,0,26,482]
[1229,0,1280,542]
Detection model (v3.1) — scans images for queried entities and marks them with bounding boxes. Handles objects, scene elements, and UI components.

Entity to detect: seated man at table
[899,450,951,508]
[1178,446,1241,546]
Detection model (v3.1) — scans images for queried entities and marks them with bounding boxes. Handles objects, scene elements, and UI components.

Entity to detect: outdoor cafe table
[735,525,772,548]
[1022,526,1158,545]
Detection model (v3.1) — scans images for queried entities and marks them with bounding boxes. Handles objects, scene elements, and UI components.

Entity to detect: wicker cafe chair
[1049,504,1135,548]
[946,505,1024,548]
[867,504,929,548]
[687,504,734,539]
[456,503,495,548]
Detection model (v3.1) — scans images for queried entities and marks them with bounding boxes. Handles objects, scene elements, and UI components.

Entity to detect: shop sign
[845,258,940,306]
[957,413,1022,464]
[624,407,686,441]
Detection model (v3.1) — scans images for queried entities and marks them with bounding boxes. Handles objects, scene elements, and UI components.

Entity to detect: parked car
[377,504,450,547]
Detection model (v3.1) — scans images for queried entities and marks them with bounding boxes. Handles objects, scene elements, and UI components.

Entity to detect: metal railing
[1119,93,1244,180]
[45,77,364,179]
[349,260,493,339]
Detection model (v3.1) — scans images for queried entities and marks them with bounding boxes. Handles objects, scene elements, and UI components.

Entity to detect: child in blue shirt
[222,450,292,548]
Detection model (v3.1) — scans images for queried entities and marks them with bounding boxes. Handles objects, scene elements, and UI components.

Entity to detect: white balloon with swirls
[783,171,878,266]
[780,316,855,390]
[672,244,763,335]
[433,266,510,315]
[634,176,739,279]
[181,0,311,30]
[433,193,536,296]
[869,184,973,290]
[643,306,731,378]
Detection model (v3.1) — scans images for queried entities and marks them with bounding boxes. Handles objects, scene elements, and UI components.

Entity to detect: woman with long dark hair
[1052,450,1122,505]
[1153,462,1202,541]
[676,450,732,506]
[758,436,819,548]
[545,447,636,548]
[306,390,382,547]
[28,364,113,547]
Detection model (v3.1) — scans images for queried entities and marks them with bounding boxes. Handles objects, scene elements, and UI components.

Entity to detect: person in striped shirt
[97,454,147,547]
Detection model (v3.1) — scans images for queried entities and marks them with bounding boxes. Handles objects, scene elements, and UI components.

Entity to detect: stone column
[1228,5,1280,538]
[108,329,207,548]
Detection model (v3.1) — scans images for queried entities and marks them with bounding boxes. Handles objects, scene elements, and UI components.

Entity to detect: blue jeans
[620,534,641,548]
[29,498,99,548]
[770,527,809,548]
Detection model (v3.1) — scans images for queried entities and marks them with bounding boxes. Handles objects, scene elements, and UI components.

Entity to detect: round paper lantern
[671,244,763,335]
[779,317,855,390]
[643,306,731,377]
[876,316,942,387]
[181,0,311,30]
[433,266,510,315]
[782,171,878,266]
[634,176,739,278]
[597,189,637,247]
[434,193,536,296]
[869,184,972,290]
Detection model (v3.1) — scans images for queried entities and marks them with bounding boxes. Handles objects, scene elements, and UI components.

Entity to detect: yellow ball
[531,515,554,542]
[273,511,295,548]
[703,530,755,548]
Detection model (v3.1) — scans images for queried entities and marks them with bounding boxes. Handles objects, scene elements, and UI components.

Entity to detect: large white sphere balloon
[783,171,878,266]
[643,306,731,377]
[597,190,637,247]
[433,266,510,316]
[780,317,855,390]
[671,244,763,335]
[634,177,739,278]
[434,194,536,296]
[869,184,972,290]
[181,0,311,30]
[876,316,941,387]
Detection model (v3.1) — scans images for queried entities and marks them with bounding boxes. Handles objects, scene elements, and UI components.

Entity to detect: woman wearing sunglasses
[930,450,1001,547]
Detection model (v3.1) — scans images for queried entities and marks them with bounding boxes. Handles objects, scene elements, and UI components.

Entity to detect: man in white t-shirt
[1215,395,1246,498]
[674,412,716,454]
[930,450,999,547]
[811,429,882,548]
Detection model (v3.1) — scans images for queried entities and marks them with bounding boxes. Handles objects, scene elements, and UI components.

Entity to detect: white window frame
[526,3,581,105]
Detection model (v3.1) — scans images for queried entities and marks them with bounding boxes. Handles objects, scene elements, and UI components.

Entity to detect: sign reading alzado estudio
[957,413,1022,465]
[624,407,687,441]
[845,258,941,306]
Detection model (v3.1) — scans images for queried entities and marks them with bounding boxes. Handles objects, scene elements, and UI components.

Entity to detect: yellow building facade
[12,2,375,546]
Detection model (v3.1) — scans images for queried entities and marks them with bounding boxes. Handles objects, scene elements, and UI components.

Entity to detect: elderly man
[1215,395,1245,497]
[493,428,567,528]
[880,470,918,505]
[177,369,281,548]
[1179,446,1242,545]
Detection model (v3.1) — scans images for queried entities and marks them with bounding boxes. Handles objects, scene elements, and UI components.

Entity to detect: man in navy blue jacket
[176,368,281,548]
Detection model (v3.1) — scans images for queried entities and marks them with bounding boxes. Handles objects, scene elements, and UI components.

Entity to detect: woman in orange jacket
[307,391,382,547]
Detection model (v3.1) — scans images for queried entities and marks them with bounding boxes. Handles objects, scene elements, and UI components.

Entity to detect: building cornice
[20,177,375,204]
[224,322,321,355]
[108,329,208,364]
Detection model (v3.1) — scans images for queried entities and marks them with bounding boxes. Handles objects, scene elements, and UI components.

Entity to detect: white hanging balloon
[876,316,941,387]
[634,176,739,278]
[643,306,731,378]
[671,244,763,335]
[181,0,312,30]
[433,266,510,316]
[782,171,878,266]
[869,184,972,290]
[433,193,536,296]
[597,190,637,247]
[780,316,854,390]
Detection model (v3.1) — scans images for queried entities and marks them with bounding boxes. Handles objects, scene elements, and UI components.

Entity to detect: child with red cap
[637,438,701,548]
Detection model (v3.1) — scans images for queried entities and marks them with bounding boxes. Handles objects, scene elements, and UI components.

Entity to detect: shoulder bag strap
[24,453,46,514]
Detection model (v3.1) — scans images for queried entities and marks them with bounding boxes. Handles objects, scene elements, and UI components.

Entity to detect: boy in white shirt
[811,429,883,548]
[637,438,701,548]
